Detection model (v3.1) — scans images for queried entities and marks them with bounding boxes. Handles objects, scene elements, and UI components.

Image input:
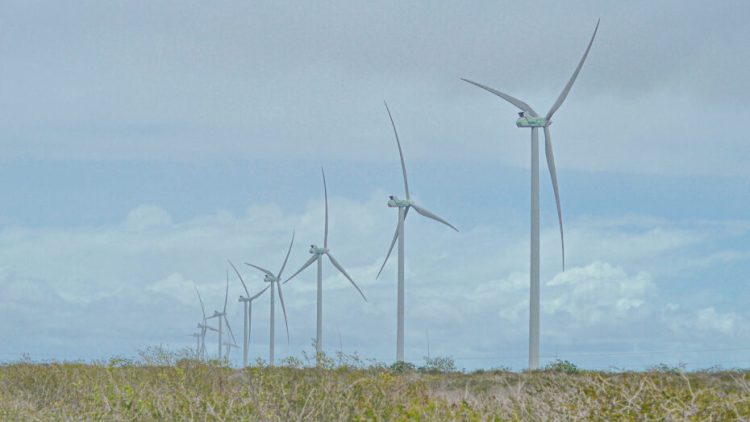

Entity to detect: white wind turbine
[377,102,459,363]
[244,232,295,366]
[194,287,218,360]
[207,271,237,360]
[229,260,271,367]
[462,20,599,370]
[284,168,367,364]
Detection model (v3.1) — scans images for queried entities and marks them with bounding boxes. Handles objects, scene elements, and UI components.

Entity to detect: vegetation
[1,350,749,420]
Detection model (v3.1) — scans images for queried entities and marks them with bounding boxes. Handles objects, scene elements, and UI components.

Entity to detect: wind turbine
[194,287,218,360]
[223,341,239,361]
[207,271,237,360]
[244,232,295,366]
[229,260,271,367]
[189,333,201,358]
[284,168,367,364]
[461,20,599,370]
[377,102,459,363]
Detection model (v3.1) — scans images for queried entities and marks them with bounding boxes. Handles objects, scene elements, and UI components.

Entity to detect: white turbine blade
[277,231,295,279]
[223,315,237,345]
[384,101,411,200]
[251,285,271,301]
[376,207,410,279]
[195,287,206,320]
[283,255,318,284]
[228,260,250,297]
[322,168,329,248]
[245,263,275,278]
[461,78,538,117]
[276,281,291,342]
[543,126,565,270]
[545,19,600,120]
[327,252,367,302]
[223,270,229,313]
[411,203,459,232]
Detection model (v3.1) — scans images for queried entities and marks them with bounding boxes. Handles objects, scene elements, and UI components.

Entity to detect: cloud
[0,190,749,367]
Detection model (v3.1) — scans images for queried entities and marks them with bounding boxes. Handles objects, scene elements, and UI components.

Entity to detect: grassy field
[1,352,749,420]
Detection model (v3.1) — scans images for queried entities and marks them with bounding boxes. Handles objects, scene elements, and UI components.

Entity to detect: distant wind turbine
[245,232,295,366]
[229,260,270,367]
[377,102,459,363]
[207,271,237,360]
[194,287,218,360]
[462,19,599,370]
[285,168,367,364]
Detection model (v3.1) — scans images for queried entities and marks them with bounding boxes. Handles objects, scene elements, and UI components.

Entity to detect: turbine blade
[195,287,206,320]
[228,260,250,297]
[251,285,271,301]
[543,126,565,270]
[384,102,411,200]
[545,19,600,120]
[283,255,318,284]
[322,168,329,248]
[376,207,410,279]
[223,270,229,313]
[327,252,367,302]
[461,78,538,117]
[223,315,236,345]
[276,281,291,342]
[277,230,295,279]
[411,203,459,232]
[245,263,275,278]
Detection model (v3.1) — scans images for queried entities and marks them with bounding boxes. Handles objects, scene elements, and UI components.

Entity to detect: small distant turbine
[207,271,237,359]
[377,103,459,363]
[245,232,295,366]
[229,260,271,367]
[194,287,218,360]
[285,168,367,365]
[223,341,239,361]
[462,20,599,370]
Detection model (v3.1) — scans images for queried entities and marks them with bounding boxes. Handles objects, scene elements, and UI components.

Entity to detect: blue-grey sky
[1,0,749,370]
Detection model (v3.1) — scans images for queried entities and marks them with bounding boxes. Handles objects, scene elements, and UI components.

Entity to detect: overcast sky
[1,1,749,370]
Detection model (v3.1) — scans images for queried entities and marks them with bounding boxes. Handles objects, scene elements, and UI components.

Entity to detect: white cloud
[695,307,737,335]
[545,262,652,324]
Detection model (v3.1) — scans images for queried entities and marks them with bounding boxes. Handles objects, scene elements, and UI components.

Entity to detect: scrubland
[1,350,748,420]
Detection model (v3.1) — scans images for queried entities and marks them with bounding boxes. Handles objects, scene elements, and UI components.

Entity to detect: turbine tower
[245,232,294,366]
[462,20,599,370]
[229,260,270,367]
[207,271,237,360]
[377,103,459,363]
[284,168,367,365]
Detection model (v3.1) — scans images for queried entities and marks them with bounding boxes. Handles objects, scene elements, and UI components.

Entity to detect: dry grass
[0,356,748,420]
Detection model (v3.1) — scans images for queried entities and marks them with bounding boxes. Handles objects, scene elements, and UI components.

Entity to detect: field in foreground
[1,357,749,420]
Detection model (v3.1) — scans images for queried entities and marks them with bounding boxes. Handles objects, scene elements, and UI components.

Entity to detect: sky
[1,0,749,370]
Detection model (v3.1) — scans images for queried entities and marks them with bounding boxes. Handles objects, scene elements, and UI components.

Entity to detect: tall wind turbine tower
[285,168,367,365]
[462,20,599,370]
[245,232,294,366]
[377,103,459,363]
[229,260,270,367]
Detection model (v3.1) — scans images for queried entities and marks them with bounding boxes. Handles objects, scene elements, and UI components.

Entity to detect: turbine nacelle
[263,274,277,283]
[309,244,328,255]
[516,113,549,128]
[387,196,412,208]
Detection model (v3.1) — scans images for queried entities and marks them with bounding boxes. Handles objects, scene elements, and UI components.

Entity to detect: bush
[420,356,457,373]
[543,359,580,374]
